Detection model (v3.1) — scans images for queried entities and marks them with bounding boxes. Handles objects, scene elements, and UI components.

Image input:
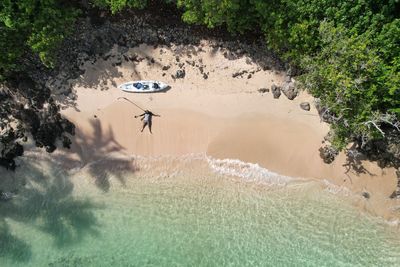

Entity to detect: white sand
[56,42,398,220]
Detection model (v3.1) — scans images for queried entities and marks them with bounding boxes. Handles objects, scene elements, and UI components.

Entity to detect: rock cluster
[319,146,339,164]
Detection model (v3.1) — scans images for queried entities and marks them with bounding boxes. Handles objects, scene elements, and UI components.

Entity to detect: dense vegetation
[0,0,78,169]
[0,0,399,168]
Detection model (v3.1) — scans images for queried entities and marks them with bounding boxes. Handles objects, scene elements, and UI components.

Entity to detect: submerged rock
[362,191,370,199]
[0,191,14,201]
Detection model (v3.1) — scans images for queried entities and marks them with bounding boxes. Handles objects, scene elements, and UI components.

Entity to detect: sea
[1,151,400,266]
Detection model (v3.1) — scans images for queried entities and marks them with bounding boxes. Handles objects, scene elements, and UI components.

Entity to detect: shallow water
[1,153,400,266]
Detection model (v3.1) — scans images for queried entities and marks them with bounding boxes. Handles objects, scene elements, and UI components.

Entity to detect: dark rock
[18,77,50,108]
[162,65,170,71]
[390,191,399,199]
[114,56,122,66]
[61,119,75,135]
[176,69,185,79]
[4,143,24,159]
[223,51,237,60]
[319,146,338,164]
[282,82,298,100]
[247,74,252,79]
[128,54,138,61]
[203,73,208,79]
[45,144,57,153]
[300,102,310,111]
[258,88,269,93]
[0,158,16,171]
[315,100,335,123]
[232,70,247,78]
[271,84,281,99]
[62,136,72,149]
[15,109,41,134]
[362,191,370,199]
[0,191,14,201]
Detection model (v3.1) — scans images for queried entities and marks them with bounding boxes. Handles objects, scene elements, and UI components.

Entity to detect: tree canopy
[0,0,79,79]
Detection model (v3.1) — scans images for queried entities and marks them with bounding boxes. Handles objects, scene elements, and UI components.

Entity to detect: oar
[117,97,145,112]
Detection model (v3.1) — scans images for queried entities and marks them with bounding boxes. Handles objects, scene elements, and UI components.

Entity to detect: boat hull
[118,81,169,93]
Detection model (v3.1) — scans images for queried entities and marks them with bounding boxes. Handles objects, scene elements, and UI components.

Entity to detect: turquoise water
[1,154,400,266]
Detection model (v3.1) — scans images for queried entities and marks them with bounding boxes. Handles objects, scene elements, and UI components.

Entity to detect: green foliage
[177,0,258,33]
[91,0,147,14]
[0,0,79,77]
[300,22,399,148]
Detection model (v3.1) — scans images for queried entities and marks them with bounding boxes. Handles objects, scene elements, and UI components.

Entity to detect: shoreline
[51,42,400,222]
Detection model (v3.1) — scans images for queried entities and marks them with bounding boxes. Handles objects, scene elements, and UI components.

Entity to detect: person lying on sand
[134,110,160,134]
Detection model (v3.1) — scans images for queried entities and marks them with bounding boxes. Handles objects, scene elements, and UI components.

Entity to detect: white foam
[206,156,293,185]
[321,179,352,196]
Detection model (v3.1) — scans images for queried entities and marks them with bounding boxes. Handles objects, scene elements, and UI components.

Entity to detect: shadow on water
[0,219,31,262]
[0,155,102,263]
[0,112,141,262]
[0,113,143,261]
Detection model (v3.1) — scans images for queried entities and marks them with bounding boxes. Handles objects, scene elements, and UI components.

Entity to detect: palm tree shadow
[54,118,138,192]
[0,114,141,262]
[0,219,32,263]
[0,156,102,263]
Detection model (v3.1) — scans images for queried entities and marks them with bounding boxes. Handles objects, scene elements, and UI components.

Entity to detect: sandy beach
[56,42,399,220]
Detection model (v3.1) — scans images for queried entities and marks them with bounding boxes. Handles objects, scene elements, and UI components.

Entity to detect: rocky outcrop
[271,84,281,99]
[319,146,338,164]
[281,81,298,100]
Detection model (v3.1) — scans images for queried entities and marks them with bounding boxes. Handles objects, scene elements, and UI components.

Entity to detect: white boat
[118,80,169,93]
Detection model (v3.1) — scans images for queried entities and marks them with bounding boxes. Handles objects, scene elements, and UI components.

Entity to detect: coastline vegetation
[0,0,399,168]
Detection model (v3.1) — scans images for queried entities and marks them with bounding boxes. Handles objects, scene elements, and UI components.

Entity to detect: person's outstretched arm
[150,112,160,117]
[134,113,145,118]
